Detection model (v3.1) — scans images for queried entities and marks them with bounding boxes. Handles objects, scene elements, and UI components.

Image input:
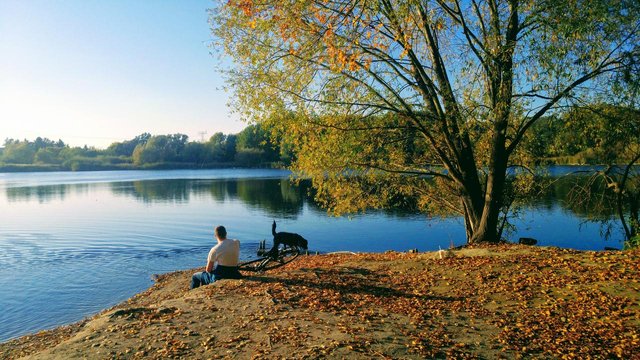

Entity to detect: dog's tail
[272,220,277,236]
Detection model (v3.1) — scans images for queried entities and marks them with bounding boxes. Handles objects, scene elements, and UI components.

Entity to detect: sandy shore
[1,244,639,359]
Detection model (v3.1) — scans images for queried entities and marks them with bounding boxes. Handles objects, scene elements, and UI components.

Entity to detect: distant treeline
[0,124,291,172]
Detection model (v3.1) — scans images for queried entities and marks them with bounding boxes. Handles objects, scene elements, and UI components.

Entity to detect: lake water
[0,168,625,341]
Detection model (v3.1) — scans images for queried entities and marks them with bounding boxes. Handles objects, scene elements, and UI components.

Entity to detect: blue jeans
[190,271,215,289]
[190,265,242,289]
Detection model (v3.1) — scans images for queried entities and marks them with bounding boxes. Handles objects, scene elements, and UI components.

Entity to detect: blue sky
[0,0,243,148]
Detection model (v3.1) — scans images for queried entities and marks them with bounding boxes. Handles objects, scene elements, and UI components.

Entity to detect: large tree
[211,0,640,243]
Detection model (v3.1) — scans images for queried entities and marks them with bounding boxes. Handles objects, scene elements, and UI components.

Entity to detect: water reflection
[108,178,315,217]
[534,175,616,220]
[235,179,311,217]
[110,180,194,204]
[5,183,89,203]
[2,174,621,222]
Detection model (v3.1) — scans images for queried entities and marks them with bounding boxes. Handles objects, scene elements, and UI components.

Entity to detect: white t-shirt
[207,239,240,267]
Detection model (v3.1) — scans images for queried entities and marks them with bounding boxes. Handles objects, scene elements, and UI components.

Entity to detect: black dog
[270,221,308,254]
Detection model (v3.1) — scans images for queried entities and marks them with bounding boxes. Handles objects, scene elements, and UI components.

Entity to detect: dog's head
[299,238,308,250]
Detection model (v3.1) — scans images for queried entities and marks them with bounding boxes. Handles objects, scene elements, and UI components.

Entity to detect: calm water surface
[0,168,624,341]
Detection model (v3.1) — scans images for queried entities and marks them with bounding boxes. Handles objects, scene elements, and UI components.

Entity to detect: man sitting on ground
[190,225,242,289]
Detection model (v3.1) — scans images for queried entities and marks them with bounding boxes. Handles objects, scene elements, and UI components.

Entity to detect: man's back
[208,238,240,267]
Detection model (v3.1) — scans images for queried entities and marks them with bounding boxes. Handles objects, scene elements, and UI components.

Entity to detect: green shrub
[625,235,640,250]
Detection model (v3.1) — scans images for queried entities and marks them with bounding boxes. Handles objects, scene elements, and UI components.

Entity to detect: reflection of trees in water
[108,178,316,217]
[207,180,236,202]
[235,178,308,217]
[532,175,616,220]
[3,175,619,222]
[4,184,89,203]
[110,180,192,204]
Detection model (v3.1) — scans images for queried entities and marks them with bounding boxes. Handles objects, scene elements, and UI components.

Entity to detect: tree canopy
[211,0,640,243]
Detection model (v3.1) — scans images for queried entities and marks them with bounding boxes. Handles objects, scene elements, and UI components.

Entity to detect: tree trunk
[463,1,517,244]
[628,194,639,239]
[470,165,506,244]
[466,114,510,244]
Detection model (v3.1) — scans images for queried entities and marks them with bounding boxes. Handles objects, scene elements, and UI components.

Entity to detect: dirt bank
[1,245,639,359]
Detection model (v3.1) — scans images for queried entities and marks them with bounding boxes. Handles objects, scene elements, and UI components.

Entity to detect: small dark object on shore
[604,247,620,251]
[408,248,418,253]
[519,237,538,246]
